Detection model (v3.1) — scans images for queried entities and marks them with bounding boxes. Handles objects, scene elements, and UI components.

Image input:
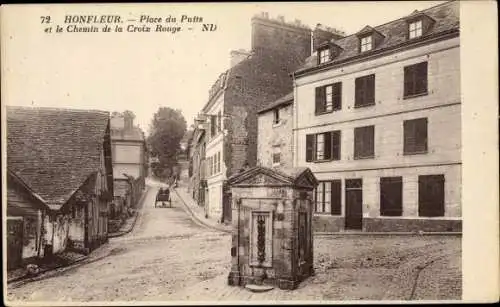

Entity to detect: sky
[2,1,446,135]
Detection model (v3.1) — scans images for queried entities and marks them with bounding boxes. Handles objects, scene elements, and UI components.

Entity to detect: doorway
[7,218,24,270]
[345,179,363,230]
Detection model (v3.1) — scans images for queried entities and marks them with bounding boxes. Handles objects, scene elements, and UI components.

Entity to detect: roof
[7,106,110,209]
[228,166,318,189]
[295,1,459,75]
[258,92,294,114]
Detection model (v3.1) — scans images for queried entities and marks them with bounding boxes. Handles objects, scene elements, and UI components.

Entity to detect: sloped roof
[258,92,294,114]
[7,106,110,208]
[296,1,459,75]
[228,166,318,188]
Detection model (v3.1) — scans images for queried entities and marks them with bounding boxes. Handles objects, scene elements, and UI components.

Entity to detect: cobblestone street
[6,182,461,303]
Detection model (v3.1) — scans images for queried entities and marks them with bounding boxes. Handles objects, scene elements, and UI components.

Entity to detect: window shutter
[415,118,428,152]
[417,62,428,94]
[354,127,363,158]
[306,134,315,162]
[355,78,362,106]
[332,130,341,160]
[367,125,375,156]
[367,75,375,105]
[331,180,341,215]
[333,83,342,110]
[324,132,332,160]
[315,86,326,114]
[404,66,413,97]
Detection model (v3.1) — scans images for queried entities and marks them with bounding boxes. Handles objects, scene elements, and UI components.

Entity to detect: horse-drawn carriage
[155,187,172,208]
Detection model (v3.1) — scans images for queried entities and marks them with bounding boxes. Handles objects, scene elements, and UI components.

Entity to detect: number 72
[40,16,51,24]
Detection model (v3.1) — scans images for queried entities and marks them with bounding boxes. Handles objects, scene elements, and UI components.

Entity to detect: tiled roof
[296,1,459,75]
[258,92,294,114]
[7,106,110,209]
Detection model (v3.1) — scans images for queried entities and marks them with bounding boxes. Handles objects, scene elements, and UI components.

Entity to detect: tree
[147,107,187,180]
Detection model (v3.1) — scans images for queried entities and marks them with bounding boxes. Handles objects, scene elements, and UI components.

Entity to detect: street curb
[8,248,115,288]
[172,188,231,234]
[108,187,150,238]
[315,231,462,236]
[7,255,88,285]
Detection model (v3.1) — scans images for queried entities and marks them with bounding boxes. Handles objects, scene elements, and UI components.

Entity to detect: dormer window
[318,48,331,64]
[405,10,436,40]
[360,35,373,52]
[356,26,384,54]
[409,20,423,39]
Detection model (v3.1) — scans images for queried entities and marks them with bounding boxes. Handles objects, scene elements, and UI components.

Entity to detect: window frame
[273,108,280,125]
[354,125,375,159]
[418,174,445,217]
[306,130,341,163]
[360,35,373,52]
[315,82,342,115]
[404,62,428,98]
[354,74,376,108]
[380,177,403,217]
[318,48,331,64]
[408,19,423,39]
[403,117,428,155]
[314,180,341,215]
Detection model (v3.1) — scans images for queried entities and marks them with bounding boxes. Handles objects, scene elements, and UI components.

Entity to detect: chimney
[312,23,345,52]
[250,12,311,58]
[124,113,134,130]
[229,49,251,68]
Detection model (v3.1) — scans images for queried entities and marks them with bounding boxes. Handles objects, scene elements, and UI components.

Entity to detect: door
[7,218,24,270]
[222,191,232,223]
[345,179,363,230]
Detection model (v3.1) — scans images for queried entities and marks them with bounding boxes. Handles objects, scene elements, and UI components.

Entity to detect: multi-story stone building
[109,112,147,223]
[192,13,344,223]
[292,1,461,232]
[257,92,294,170]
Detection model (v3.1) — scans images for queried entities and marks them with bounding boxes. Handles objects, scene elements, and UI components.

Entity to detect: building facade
[293,1,461,232]
[109,112,147,224]
[192,13,344,223]
[187,127,207,209]
[257,92,294,170]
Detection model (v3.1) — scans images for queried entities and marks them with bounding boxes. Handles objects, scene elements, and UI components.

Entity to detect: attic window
[318,48,331,64]
[409,20,423,39]
[360,35,373,52]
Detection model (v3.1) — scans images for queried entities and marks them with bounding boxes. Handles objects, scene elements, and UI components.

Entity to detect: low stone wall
[312,215,462,233]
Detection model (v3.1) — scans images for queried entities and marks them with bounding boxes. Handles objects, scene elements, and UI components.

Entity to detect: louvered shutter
[315,86,326,114]
[306,134,315,162]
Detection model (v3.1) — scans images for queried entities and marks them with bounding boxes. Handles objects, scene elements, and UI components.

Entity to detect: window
[409,20,423,39]
[404,118,428,155]
[210,115,217,137]
[305,131,341,162]
[208,156,213,176]
[404,62,428,97]
[318,48,331,64]
[316,133,325,160]
[273,108,280,124]
[360,35,373,52]
[354,125,375,159]
[315,82,342,114]
[380,177,403,216]
[272,146,281,165]
[217,111,222,132]
[418,175,445,217]
[355,74,375,107]
[314,180,341,215]
[217,152,221,173]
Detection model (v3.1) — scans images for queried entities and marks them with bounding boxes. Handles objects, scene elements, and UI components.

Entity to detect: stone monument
[227,166,318,290]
